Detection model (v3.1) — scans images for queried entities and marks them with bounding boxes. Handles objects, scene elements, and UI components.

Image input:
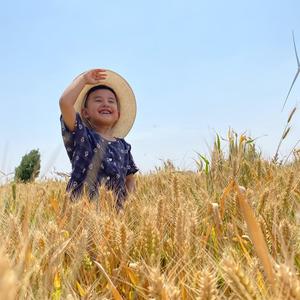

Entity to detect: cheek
[112,105,120,117]
[112,111,120,120]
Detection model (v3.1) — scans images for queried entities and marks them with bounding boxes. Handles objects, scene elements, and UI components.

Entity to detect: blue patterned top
[60,113,138,207]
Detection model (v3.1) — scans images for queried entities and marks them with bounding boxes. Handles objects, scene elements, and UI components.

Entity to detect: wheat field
[1,132,300,299]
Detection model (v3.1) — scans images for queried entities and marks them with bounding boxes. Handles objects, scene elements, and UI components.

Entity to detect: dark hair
[84,85,118,108]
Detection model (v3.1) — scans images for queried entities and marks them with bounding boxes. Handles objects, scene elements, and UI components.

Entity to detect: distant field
[0,133,300,299]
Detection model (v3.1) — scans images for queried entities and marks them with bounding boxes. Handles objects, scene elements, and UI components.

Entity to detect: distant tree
[15,149,41,183]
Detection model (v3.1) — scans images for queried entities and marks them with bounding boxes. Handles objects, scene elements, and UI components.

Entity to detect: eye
[108,98,117,104]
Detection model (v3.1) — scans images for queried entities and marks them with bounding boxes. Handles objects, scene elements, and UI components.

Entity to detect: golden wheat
[1,133,300,298]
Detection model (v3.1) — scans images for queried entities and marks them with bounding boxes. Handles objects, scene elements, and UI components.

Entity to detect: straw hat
[74,69,136,138]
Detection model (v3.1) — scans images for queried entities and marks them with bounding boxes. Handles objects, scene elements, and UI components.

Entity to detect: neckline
[97,133,119,143]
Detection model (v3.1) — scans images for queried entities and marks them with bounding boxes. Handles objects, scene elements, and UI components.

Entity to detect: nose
[101,99,110,107]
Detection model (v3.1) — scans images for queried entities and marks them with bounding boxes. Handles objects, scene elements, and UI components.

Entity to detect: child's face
[82,89,120,128]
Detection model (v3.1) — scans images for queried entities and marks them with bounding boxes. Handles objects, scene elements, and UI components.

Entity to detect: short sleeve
[60,113,88,161]
[126,145,139,176]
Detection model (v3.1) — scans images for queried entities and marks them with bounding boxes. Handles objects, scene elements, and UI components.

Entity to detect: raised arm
[59,69,107,131]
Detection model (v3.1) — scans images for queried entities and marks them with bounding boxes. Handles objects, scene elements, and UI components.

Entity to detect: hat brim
[74,69,136,138]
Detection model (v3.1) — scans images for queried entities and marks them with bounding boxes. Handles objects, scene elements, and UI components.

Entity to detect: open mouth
[98,109,112,115]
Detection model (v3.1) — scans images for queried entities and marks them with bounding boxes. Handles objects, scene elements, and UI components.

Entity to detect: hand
[82,69,107,84]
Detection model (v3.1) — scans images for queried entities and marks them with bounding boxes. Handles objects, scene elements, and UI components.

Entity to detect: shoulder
[117,138,132,150]
[61,112,86,133]
[73,113,97,139]
[61,112,97,147]
[74,113,88,131]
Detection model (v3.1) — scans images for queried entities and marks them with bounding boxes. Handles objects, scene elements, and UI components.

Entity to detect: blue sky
[1,0,300,179]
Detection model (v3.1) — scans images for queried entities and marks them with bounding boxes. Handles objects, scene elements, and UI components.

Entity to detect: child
[59,69,138,209]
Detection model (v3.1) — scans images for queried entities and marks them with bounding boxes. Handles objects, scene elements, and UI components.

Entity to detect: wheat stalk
[233,181,275,286]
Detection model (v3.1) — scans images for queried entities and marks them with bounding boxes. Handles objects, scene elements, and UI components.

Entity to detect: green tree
[15,149,41,183]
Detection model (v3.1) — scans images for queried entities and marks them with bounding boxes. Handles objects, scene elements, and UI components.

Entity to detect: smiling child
[59,69,138,209]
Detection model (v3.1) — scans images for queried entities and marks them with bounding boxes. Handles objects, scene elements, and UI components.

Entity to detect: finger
[96,72,107,78]
[96,72,107,76]
[94,75,107,82]
[95,76,107,80]
[91,69,105,75]
[95,70,106,75]
[95,74,107,80]
[92,75,107,82]
[94,69,106,74]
